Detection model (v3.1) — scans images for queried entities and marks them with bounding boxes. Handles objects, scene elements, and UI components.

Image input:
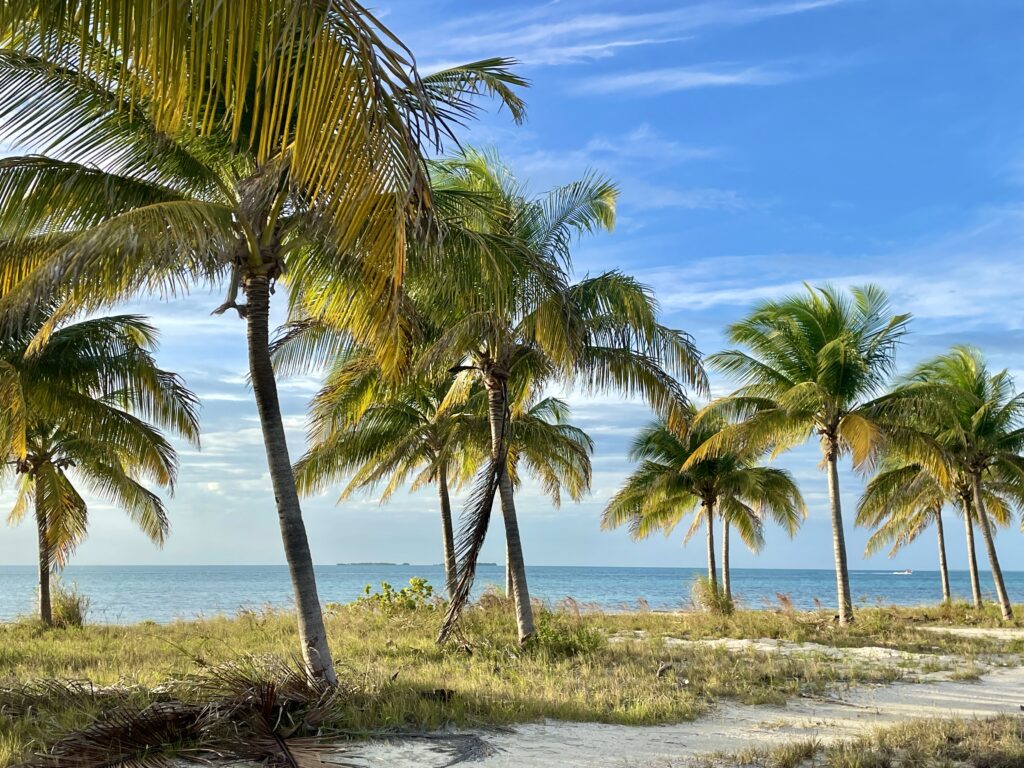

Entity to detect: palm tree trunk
[972,476,1013,620]
[704,501,717,590]
[963,503,983,608]
[245,274,336,683]
[505,548,513,598]
[825,449,854,624]
[485,374,534,642]
[35,489,52,627]
[721,518,731,602]
[934,509,951,604]
[438,465,457,601]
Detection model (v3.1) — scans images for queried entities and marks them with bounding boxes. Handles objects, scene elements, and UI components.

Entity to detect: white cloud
[427,1,849,68]
[578,64,798,94]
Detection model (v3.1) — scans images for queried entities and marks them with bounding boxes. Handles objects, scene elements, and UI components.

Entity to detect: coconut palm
[0,1,526,251]
[857,459,1014,606]
[418,151,705,643]
[602,410,804,603]
[702,284,910,624]
[892,347,1024,619]
[0,41,524,680]
[291,344,593,601]
[0,312,198,625]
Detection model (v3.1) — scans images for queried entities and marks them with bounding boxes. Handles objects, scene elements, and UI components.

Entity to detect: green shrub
[342,577,437,614]
[691,576,734,616]
[532,608,605,657]
[49,580,89,628]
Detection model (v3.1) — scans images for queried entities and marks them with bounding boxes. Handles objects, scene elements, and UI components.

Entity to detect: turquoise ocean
[1,565,1022,624]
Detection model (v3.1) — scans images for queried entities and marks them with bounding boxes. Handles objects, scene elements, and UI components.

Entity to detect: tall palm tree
[893,347,1024,619]
[0,40,524,679]
[701,284,910,624]
[602,411,804,602]
[0,312,198,625]
[420,151,706,643]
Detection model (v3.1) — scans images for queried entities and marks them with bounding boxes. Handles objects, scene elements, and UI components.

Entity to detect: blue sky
[3,0,1024,574]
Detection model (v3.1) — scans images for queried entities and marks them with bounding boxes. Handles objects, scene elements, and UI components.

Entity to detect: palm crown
[603,408,804,597]
[0,311,198,624]
[703,284,910,624]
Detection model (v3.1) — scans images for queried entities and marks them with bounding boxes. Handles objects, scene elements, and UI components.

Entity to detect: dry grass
[704,716,1024,767]
[0,593,1021,766]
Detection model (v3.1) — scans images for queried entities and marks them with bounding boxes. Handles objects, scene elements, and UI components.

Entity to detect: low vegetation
[1,589,1022,766]
[704,716,1024,768]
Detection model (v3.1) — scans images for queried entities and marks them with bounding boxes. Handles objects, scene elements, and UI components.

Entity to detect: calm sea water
[0,564,1020,624]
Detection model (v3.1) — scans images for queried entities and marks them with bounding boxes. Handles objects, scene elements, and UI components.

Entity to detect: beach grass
[0,596,1021,765]
[703,716,1024,767]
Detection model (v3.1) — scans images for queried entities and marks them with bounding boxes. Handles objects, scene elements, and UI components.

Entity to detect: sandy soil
[917,625,1024,642]
[333,665,1024,767]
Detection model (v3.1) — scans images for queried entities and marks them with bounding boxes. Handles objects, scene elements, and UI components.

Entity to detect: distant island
[335,562,500,567]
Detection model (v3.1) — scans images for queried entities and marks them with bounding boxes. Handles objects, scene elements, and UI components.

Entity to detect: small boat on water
[892,569,913,575]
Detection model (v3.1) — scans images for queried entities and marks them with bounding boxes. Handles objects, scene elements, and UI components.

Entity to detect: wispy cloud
[419,0,849,68]
[577,63,799,94]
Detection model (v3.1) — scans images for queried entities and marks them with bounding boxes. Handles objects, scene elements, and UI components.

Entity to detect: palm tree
[702,284,910,624]
[857,460,1014,606]
[419,151,706,643]
[0,39,524,680]
[602,410,804,603]
[0,312,198,625]
[893,347,1024,619]
[291,343,592,601]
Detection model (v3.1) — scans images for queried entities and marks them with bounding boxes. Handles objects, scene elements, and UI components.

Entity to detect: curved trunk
[972,476,1013,620]
[704,501,717,590]
[963,503,983,608]
[438,465,457,601]
[505,548,513,597]
[35,488,51,627]
[721,518,731,602]
[934,509,950,604]
[245,275,336,683]
[486,376,534,642]
[826,449,853,624]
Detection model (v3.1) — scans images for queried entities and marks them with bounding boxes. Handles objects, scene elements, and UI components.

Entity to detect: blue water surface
[1,564,1021,624]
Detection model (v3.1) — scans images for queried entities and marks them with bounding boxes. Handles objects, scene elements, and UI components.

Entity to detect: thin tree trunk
[438,465,456,601]
[934,509,950,604]
[485,375,534,642]
[245,275,336,683]
[505,548,513,598]
[963,503,983,608]
[721,518,731,602]
[972,477,1013,620]
[35,490,52,627]
[704,501,717,590]
[826,449,854,624]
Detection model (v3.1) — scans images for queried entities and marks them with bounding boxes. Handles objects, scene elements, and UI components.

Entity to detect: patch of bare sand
[918,626,1024,642]
[336,666,1024,767]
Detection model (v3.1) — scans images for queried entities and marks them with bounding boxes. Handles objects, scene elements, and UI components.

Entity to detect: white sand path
[334,664,1024,767]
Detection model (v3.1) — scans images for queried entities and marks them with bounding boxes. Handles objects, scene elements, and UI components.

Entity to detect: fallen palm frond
[13,657,355,768]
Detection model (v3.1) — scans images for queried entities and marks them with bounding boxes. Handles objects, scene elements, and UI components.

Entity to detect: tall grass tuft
[49,580,90,628]
[691,576,734,615]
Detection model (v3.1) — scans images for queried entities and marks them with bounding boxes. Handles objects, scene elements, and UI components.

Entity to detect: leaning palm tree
[700,284,910,624]
[892,347,1023,619]
[602,411,804,603]
[0,37,524,680]
[0,312,198,625]
[421,151,706,643]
